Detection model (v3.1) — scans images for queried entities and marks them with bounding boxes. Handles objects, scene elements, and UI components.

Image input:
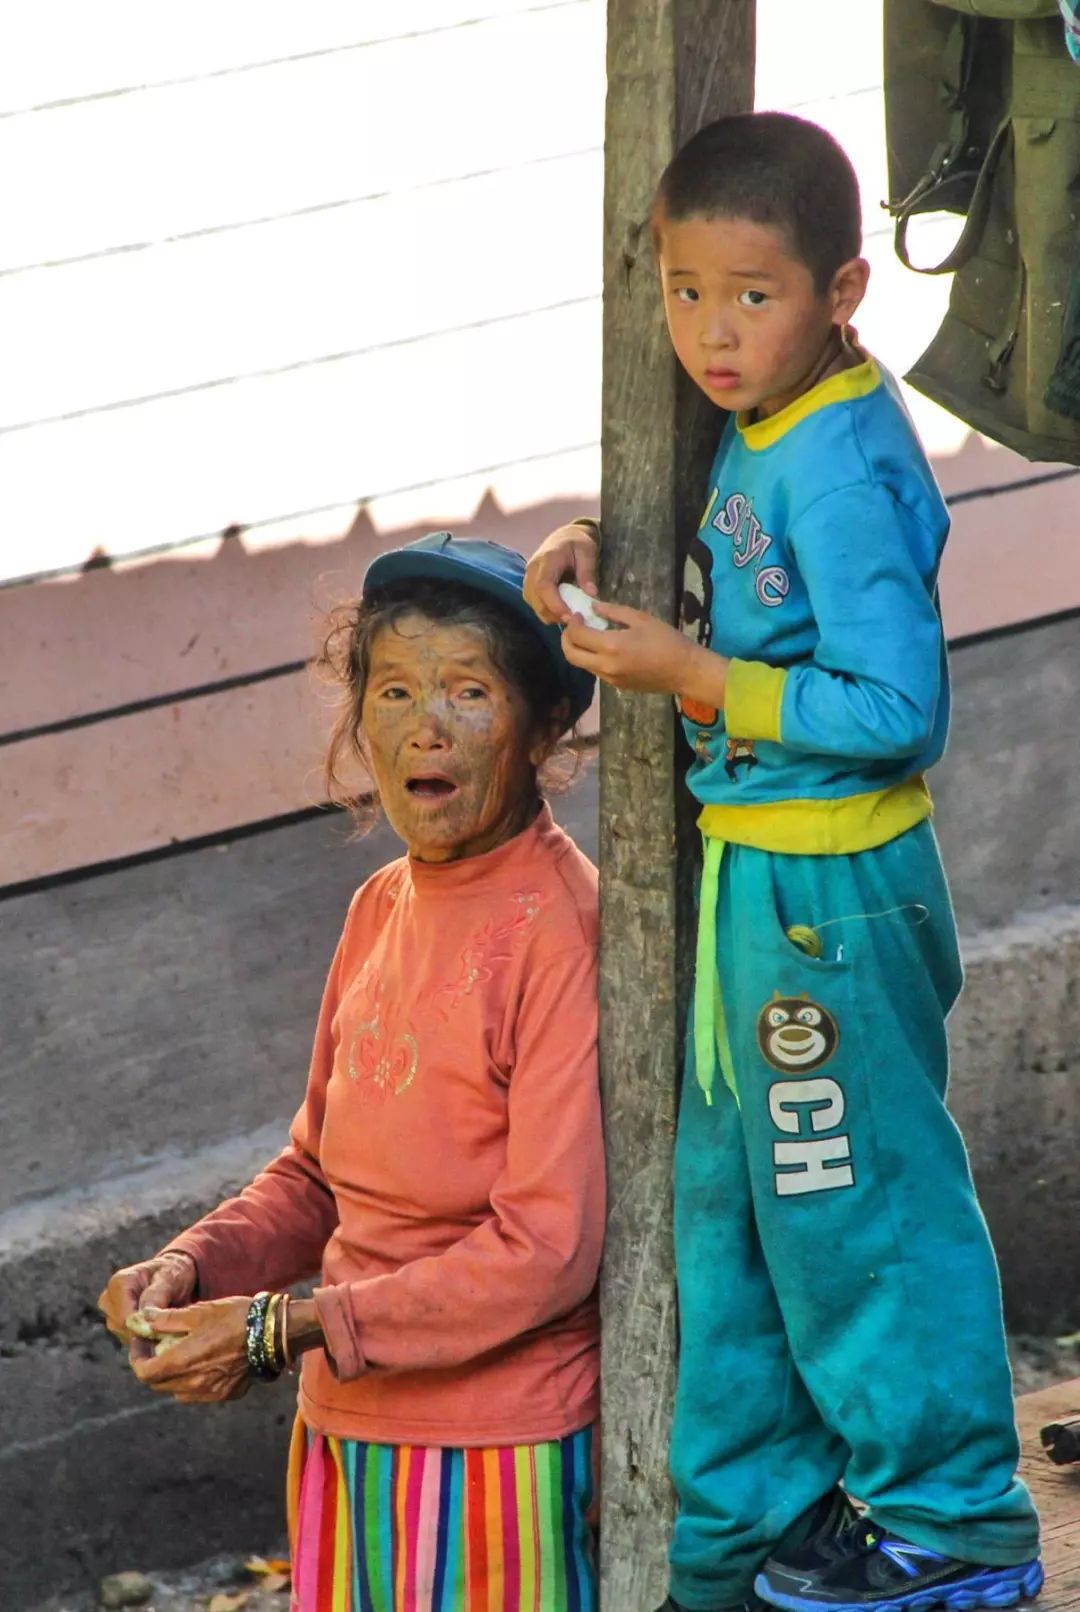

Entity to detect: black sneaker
[754,1519,1044,1612]
[773,1487,863,1575]
[653,1492,854,1612]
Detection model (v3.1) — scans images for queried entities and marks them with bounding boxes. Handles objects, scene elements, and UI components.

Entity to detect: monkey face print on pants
[757,993,853,1197]
[757,993,839,1073]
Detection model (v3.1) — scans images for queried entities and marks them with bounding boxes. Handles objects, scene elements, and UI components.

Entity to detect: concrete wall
[951,910,1080,1335]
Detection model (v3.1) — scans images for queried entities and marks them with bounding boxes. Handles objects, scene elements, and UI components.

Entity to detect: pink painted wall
[4,447,1077,888]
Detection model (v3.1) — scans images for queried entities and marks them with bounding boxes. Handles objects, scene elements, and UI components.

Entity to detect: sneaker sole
[753,1560,1044,1612]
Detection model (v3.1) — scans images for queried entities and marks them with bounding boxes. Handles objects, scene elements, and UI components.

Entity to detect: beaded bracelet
[245,1292,282,1381]
[262,1292,283,1376]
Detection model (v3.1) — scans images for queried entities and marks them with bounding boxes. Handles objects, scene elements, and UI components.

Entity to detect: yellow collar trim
[737,357,882,451]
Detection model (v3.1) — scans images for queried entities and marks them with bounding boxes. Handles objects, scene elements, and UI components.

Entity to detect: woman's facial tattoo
[361,612,548,862]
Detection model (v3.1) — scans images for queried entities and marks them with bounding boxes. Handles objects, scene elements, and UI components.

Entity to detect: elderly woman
[99,535,603,1612]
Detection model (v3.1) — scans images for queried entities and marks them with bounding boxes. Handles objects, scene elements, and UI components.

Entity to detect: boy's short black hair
[654,112,862,292]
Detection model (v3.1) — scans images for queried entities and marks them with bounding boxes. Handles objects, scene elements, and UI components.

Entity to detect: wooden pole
[598,3,756,1603]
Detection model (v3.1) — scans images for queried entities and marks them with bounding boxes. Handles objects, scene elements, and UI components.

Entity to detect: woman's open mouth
[405,775,460,802]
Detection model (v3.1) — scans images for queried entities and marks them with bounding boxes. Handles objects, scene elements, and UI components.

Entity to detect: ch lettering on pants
[756,993,855,1197]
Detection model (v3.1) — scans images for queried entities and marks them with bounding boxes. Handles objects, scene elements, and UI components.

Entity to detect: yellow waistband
[697,775,932,856]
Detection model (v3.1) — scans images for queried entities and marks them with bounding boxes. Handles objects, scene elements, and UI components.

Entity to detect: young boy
[524,113,1042,1612]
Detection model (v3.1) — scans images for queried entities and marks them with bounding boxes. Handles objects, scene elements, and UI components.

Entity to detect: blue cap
[362,532,595,728]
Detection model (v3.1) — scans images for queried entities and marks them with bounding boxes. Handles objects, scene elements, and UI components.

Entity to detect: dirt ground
[29,1554,294,1612]
[1010,1333,1080,1397]
[28,1336,1080,1612]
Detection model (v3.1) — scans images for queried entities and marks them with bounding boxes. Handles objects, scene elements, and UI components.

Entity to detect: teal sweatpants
[668,822,1039,1612]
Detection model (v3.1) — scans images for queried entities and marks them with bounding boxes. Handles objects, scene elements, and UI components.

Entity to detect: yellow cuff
[725,659,787,743]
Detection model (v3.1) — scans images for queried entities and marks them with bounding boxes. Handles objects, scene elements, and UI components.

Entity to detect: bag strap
[887,15,1007,275]
[892,116,1011,274]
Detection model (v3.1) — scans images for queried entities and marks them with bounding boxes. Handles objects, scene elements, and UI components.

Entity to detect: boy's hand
[524,524,598,624]
[562,600,715,697]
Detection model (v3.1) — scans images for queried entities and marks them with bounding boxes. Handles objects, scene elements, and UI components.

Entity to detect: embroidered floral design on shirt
[345,971,419,1101]
[437,890,543,1014]
[382,869,407,909]
[337,887,544,1094]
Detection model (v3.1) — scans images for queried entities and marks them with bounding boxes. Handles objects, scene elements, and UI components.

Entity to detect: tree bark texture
[599,3,756,1603]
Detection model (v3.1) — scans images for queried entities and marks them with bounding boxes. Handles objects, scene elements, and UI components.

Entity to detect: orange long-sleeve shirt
[169,805,603,1446]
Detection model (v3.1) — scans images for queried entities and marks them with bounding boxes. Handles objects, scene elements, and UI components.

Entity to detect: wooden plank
[0,494,597,735]
[1,664,598,889]
[0,6,604,271]
[598,3,755,1604]
[0,2,545,114]
[0,299,601,577]
[932,614,1080,937]
[1,493,602,886]
[2,153,601,431]
[938,474,1080,641]
[1017,1380,1080,1609]
[1,672,338,887]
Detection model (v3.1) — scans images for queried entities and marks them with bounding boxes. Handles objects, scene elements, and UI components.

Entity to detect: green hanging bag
[884,0,1080,461]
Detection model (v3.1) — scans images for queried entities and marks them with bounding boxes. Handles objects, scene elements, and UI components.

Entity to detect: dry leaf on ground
[206,1593,250,1612]
[245,1556,291,1578]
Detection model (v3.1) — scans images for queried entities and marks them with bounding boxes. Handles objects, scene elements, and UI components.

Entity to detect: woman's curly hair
[317,578,581,828]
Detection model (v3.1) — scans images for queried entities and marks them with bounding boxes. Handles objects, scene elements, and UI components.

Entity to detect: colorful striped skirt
[286,1415,598,1612]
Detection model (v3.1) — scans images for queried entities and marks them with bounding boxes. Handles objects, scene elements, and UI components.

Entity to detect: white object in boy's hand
[558,582,609,631]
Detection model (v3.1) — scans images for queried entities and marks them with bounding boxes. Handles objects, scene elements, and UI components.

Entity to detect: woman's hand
[131,1298,254,1404]
[97,1252,198,1362]
[523,524,599,624]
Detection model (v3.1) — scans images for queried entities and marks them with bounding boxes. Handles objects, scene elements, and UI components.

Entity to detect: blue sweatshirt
[680,356,950,855]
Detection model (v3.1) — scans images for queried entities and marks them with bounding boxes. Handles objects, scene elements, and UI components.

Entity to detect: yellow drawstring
[694,836,737,1105]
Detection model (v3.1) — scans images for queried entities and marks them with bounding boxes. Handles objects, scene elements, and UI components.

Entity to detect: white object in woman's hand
[559,583,610,632]
[97,1251,198,1362]
[127,1310,183,1354]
